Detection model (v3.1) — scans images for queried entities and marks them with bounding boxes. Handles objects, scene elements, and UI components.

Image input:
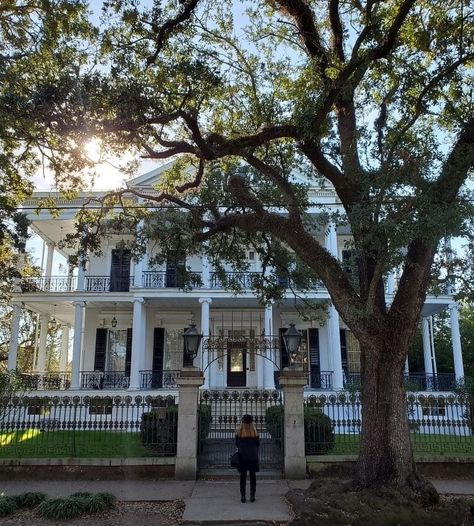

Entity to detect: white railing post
[449,303,465,382]
[71,301,85,389]
[8,303,22,371]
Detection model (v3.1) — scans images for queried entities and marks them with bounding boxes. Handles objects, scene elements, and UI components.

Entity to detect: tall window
[346,332,361,374]
[106,330,127,371]
[164,329,184,370]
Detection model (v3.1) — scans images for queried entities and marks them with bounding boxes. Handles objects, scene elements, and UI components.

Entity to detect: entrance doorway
[227,342,247,387]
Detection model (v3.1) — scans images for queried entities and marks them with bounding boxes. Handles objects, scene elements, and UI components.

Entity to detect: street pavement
[0,478,472,524]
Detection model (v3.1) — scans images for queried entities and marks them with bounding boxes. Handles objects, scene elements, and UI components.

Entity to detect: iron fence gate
[198,389,284,471]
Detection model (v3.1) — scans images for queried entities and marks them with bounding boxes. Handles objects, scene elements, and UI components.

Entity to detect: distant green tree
[0,0,94,298]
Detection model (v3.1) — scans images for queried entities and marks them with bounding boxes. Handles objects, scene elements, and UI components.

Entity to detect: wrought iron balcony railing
[343,372,457,392]
[80,371,130,389]
[139,370,180,389]
[308,371,333,390]
[85,276,135,292]
[141,271,202,289]
[19,372,71,390]
[20,276,76,293]
[210,271,262,289]
[404,373,456,391]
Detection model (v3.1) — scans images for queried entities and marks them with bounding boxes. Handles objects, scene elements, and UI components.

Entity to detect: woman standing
[235,414,260,503]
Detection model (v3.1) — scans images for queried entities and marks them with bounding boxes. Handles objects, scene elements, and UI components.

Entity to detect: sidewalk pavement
[0,478,472,524]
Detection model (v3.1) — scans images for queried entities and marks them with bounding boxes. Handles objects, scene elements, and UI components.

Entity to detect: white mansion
[7,165,466,395]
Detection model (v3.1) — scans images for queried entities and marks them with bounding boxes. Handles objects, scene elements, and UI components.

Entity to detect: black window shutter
[94,328,107,371]
[125,328,133,376]
[308,328,321,388]
[279,328,289,369]
[110,249,131,292]
[340,329,348,376]
[152,328,165,388]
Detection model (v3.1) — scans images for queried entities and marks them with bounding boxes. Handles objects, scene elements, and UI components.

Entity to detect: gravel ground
[0,500,185,526]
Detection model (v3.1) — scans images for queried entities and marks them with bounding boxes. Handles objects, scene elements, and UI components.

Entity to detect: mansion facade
[7,166,466,396]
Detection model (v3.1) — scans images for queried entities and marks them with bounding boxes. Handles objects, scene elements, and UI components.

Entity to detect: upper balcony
[18,271,326,294]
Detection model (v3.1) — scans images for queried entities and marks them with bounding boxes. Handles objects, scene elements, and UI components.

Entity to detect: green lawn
[330,433,474,457]
[0,429,472,459]
[0,429,167,458]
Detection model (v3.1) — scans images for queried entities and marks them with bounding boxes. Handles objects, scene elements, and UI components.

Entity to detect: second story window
[110,248,131,292]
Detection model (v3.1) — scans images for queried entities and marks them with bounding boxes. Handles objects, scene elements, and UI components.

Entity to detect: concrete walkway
[0,478,472,524]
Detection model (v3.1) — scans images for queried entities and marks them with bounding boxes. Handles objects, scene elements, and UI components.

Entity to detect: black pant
[240,469,256,497]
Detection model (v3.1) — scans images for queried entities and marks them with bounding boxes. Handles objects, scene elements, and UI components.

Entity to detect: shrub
[37,497,85,520]
[198,404,212,441]
[141,404,178,453]
[37,492,116,520]
[265,406,284,450]
[265,405,335,454]
[13,492,47,508]
[0,496,17,517]
[304,407,335,454]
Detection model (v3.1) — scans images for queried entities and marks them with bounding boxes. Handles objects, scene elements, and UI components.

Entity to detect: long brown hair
[236,422,258,438]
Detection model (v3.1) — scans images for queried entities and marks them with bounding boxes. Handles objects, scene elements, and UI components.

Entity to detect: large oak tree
[11,0,474,495]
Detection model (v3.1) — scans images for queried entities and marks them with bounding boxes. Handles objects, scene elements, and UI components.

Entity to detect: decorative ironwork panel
[197,389,283,471]
[85,276,111,292]
[140,370,180,389]
[20,373,71,390]
[80,371,130,389]
[20,277,76,293]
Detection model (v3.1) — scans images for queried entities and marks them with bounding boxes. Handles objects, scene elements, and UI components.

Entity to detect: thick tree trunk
[356,338,423,491]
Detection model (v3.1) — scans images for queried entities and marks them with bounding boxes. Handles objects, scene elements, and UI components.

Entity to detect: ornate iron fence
[303,393,473,456]
[0,395,178,458]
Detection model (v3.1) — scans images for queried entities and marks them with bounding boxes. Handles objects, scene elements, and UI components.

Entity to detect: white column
[324,221,343,389]
[36,313,49,372]
[59,325,70,371]
[325,221,338,257]
[45,241,54,276]
[129,298,145,390]
[422,317,433,376]
[76,258,86,292]
[449,303,464,381]
[71,301,85,389]
[8,303,22,370]
[405,357,409,374]
[429,316,438,375]
[386,272,396,295]
[199,297,212,388]
[201,254,210,288]
[264,303,274,388]
[328,304,344,389]
[44,241,54,292]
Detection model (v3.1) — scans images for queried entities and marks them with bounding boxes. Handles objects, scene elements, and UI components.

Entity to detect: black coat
[235,435,260,472]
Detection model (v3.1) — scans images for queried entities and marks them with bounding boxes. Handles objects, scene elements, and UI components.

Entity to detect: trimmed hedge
[265,405,335,454]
